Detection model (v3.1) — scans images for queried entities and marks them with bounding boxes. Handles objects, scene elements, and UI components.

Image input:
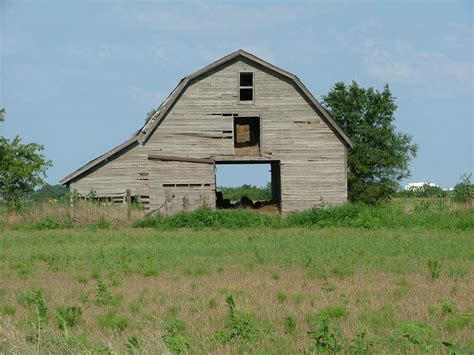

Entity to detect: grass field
[0,222,473,353]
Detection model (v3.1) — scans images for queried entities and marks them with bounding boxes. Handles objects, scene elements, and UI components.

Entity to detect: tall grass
[134,202,474,231]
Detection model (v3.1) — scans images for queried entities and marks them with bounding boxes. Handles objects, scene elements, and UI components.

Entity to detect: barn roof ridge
[60,49,352,185]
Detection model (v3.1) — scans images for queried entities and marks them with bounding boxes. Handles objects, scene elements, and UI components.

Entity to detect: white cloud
[368,63,419,81]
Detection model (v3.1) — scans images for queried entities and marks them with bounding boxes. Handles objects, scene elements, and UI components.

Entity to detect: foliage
[137,202,473,231]
[56,306,82,330]
[97,311,128,332]
[214,296,259,344]
[307,314,341,353]
[322,81,418,203]
[452,173,473,206]
[125,336,142,352]
[162,318,190,354]
[396,184,446,198]
[396,321,438,348]
[218,183,272,202]
[19,289,48,321]
[0,110,52,211]
[349,331,373,354]
[29,184,69,202]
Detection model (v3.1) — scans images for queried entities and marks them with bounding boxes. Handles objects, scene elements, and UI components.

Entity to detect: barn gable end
[61,50,351,214]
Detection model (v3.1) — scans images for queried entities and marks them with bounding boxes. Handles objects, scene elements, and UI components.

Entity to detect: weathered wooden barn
[60,50,352,214]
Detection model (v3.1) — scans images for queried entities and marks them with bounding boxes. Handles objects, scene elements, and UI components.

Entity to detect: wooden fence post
[126,189,132,220]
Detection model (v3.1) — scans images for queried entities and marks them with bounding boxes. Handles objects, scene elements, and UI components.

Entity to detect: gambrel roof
[61,49,352,185]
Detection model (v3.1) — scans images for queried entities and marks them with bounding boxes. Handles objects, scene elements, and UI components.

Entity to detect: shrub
[57,306,82,330]
[162,318,190,354]
[349,331,373,354]
[131,202,474,231]
[307,314,341,353]
[95,281,120,306]
[452,173,473,206]
[18,289,47,320]
[213,295,259,344]
[396,321,438,347]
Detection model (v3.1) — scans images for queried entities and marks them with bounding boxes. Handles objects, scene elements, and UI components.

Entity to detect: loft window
[239,72,253,102]
[234,116,260,156]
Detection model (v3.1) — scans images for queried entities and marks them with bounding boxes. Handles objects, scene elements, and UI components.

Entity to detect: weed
[89,217,111,230]
[75,275,88,284]
[95,281,120,306]
[271,272,280,280]
[128,302,140,314]
[440,299,457,315]
[396,321,438,348]
[445,313,471,333]
[361,305,396,331]
[18,289,47,320]
[162,318,190,354]
[320,304,348,319]
[349,331,373,354]
[307,314,341,353]
[254,247,264,264]
[2,304,16,316]
[213,295,259,344]
[276,291,288,303]
[293,293,304,306]
[125,336,142,352]
[56,306,82,330]
[322,282,336,293]
[142,268,158,277]
[97,311,128,332]
[284,316,296,333]
[427,259,442,280]
[208,298,217,309]
[331,266,353,279]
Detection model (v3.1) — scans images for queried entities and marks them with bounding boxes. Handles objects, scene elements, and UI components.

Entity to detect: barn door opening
[215,161,281,214]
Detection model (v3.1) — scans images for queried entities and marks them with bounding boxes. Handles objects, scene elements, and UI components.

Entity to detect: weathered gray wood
[65,51,350,215]
[148,154,215,164]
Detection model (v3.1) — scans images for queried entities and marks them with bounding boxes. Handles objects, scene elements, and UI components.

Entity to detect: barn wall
[145,57,347,212]
[68,56,347,214]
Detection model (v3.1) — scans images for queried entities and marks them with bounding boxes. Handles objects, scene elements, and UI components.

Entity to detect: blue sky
[1,0,472,188]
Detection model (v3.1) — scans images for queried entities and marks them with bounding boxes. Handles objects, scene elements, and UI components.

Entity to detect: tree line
[1,81,471,211]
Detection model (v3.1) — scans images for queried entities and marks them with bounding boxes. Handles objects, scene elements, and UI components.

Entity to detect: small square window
[240,88,253,101]
[240,72,253,86]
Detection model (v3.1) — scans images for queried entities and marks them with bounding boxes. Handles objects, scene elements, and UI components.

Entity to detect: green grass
[0,212,472,353]
[133,202,474,231]
[0,227,472,277]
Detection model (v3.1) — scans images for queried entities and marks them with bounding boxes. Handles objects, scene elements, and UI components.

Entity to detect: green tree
[323,81,418,203]
[452,173,473,207]
[0,109,52,211]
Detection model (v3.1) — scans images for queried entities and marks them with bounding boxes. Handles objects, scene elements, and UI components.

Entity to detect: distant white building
[404,182,438,191]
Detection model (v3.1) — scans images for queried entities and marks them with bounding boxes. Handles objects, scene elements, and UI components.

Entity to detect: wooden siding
[145,57,347,213]
[68,56,347,214]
